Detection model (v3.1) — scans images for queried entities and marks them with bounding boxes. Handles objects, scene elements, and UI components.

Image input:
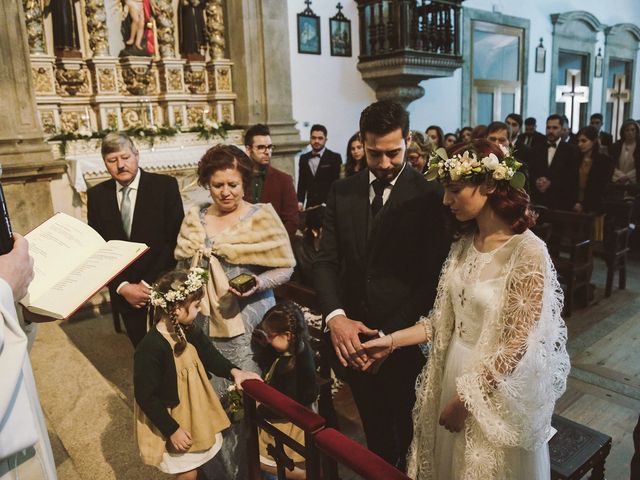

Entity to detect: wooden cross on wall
[607,74,630,141]
[555,69,589,133]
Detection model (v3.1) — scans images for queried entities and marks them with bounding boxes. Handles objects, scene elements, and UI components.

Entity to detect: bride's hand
[438,394,468,433]
[361,335,393,364]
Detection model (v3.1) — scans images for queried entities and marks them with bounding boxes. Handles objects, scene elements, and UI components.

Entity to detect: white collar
[368,162,406,186]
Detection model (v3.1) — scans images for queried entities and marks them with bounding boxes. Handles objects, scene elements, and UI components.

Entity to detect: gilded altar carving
[22,0,46,53]
[97,68,117,93]
[205,0,225,60]
[39,111,57,134]
[214,66,231,92]
[84,0,110,56]
[32,67,55,94]
[220,103,233,123]
[166,69,184,92]
[186,106,205,126]
[120,64,155,95]
[173,107,184,126]
[185,68,206,94]
[106,110,119,130]
[122,108,143,128]
[60,111,81,132]
[155,0,177,58]
[55,66,91,96]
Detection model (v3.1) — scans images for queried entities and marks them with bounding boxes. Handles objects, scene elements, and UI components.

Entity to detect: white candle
[84,107,90,127]
[203,107,209,123]
[147,100,154,128]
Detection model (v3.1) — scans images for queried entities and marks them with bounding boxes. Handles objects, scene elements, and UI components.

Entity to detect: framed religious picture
[535,38,546,73]
[329,4,352,57]
[297,3,321,55]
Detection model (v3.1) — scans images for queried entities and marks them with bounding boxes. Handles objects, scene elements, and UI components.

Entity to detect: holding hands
[328,315,378,370]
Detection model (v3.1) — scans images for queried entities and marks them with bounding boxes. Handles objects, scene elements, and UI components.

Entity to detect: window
[470,21,524,125]
[605,59,632,138]
[555,50,590,130]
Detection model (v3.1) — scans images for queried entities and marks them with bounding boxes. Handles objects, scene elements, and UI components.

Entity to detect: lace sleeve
[456,236,570,450]
[256,267,294,292]
[416,316,433,343]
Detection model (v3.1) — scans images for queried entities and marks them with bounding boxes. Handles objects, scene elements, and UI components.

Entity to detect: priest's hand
[439,394,468,433]
[328,314,378,370]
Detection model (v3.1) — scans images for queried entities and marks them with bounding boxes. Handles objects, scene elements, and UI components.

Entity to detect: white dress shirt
[308,147,325,176]
[547,139,560,166]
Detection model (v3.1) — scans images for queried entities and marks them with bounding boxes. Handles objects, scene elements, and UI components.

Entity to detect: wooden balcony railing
[357,0,462,59]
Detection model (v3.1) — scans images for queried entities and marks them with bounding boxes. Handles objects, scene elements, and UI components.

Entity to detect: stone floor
[30,253,640,479]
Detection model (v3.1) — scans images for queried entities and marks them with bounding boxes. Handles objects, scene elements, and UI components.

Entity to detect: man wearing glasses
[244,124,299,238]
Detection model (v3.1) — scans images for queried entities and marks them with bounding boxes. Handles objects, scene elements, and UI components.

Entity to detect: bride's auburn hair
[447,139,537,237]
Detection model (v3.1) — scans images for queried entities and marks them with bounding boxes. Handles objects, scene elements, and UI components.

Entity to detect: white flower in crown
[481,153,500,171]
[149,268,208,312]
[493,164,508,180]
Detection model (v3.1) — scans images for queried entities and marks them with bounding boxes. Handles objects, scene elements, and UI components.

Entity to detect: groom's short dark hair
[359,100,410,139]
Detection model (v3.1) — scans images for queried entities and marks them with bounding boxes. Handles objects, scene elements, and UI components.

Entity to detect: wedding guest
[459,126,473,143]
[610,119,640,185]
[407,130,432,173]
[426,125,444,149]
[174,145,295,479]
[344,132,366,177]
[590,113,613,149]
[297,125,342,208]
[444,133,457,148]
[364,139,570,479]
[573,126,613,214]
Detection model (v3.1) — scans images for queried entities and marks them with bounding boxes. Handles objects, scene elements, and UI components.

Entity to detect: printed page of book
[22,212,105,304]
[26,240,148,319]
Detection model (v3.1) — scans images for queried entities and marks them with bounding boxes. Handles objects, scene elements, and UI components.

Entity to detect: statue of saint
[44,0,81,57]
[119,0,154,56]
[179,0,206,60]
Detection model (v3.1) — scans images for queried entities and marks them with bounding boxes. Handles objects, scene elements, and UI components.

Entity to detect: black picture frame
[535,38,546,73]
[329,17,351,57]
[297,12,321,55]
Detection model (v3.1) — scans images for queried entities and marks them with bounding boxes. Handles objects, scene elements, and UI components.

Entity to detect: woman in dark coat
[573,126,614,214]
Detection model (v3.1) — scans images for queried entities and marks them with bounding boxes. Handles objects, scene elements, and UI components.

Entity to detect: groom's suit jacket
[313,166,450,334]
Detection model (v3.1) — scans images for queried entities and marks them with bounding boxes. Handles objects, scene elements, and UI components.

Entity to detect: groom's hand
[328,315,378,369]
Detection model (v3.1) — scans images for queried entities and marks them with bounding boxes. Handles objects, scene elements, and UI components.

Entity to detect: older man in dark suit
[87,133,184,347]
[297,124,342,208]
[244,123,299,237]
[529,114,580,210]
[314,101,449,470]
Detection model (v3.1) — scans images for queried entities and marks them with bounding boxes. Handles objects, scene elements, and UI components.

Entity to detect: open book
[19,212,148,320]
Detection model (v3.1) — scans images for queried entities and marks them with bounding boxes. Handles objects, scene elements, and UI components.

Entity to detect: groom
[313,101,449,469]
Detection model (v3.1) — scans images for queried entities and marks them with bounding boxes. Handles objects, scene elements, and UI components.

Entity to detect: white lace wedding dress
[407,230,570,480]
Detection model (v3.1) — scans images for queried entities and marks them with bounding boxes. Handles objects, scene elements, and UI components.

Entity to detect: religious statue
[44,0,81,57]
[119,0,155,56]
[179,0,206,60]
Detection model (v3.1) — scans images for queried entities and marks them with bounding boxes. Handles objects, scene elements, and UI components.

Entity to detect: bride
[363,139,570,479]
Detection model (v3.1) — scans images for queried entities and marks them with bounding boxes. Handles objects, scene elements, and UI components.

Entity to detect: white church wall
[287,0,639,146]
[287,1,376,160]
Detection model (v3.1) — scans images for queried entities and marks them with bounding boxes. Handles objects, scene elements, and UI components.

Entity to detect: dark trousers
[344,345,426,471]
[111,294,148,348]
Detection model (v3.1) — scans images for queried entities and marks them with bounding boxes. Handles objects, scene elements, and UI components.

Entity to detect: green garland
[188,121,239,141]
[48,125,179,156]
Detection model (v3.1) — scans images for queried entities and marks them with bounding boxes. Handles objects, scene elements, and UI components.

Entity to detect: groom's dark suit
[87,169,184,346]
[314,165,449,467]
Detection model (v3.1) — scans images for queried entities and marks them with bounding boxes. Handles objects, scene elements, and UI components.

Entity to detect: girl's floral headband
[424,144,526,189]
[150,268,208,311]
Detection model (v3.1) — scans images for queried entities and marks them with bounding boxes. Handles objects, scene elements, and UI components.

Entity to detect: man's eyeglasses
[254,144,275,152]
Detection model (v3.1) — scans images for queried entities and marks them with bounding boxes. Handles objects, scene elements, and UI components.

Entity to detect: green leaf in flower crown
[425,167,439,181]
[435,147,448,161]
[510,171,526,189]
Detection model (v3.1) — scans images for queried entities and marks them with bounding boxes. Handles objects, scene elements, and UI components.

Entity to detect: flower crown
[424,144,526,189]
[150,268,208,311]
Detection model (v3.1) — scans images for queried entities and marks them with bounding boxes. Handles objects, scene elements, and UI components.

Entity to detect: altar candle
[147,100,154,127]
[203,107,209,122]
[84,107,90,126]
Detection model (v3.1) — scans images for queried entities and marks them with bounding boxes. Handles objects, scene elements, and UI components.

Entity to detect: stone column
[226,0,304,174]
[22,0,46,54]
[1,0,64,233]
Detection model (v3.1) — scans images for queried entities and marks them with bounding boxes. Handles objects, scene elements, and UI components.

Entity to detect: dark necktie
[371,179,389,217]
[547,141,557,149]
